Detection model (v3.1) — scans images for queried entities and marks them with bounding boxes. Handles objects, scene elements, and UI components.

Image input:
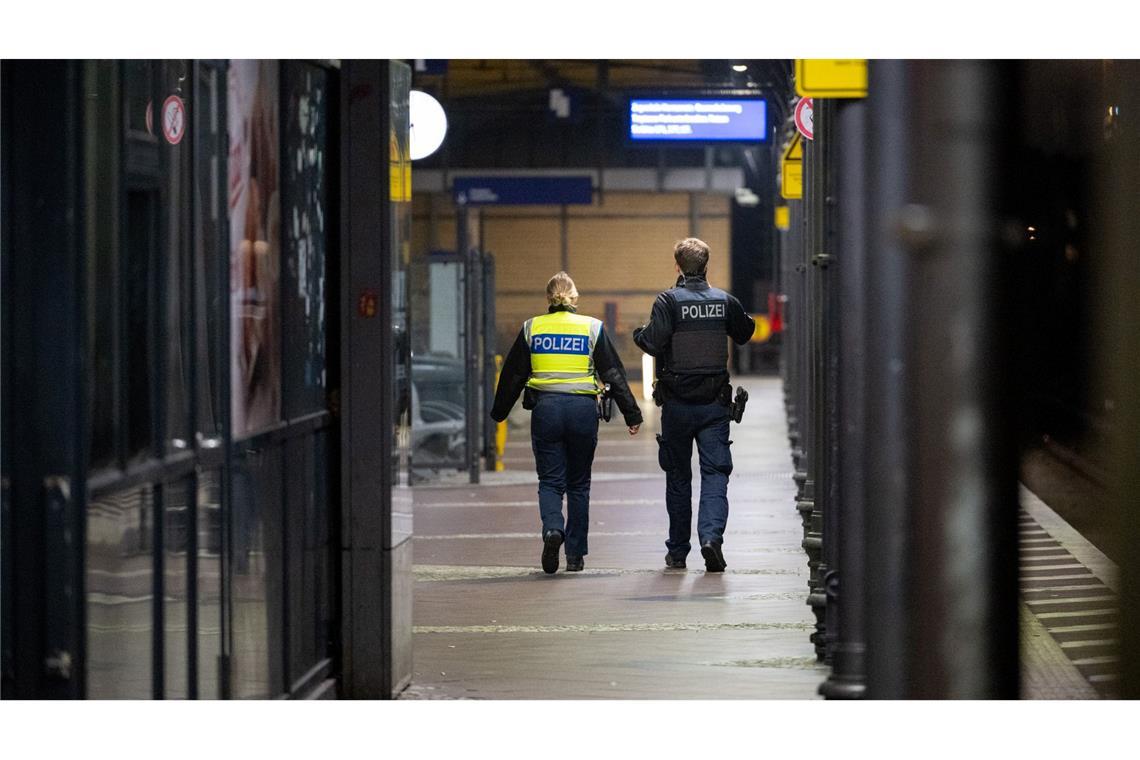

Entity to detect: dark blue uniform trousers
[530,393,599,558]
[657,400,733,559]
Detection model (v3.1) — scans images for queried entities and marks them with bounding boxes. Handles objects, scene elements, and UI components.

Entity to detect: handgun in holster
[730,386,749,423]
[596,383,614,422]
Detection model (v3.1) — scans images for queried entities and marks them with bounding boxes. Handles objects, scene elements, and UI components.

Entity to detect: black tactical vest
[669,280,730,375]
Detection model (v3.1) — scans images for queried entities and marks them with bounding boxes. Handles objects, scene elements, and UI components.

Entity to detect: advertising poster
[228,60,281,436]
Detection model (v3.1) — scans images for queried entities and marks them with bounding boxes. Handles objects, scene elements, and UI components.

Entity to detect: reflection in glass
[231,447,284,698]
[86,487,153,698]
[164,479,192,698]
[84,61,119,470]
[197,469,223,698]
[228,60,282,437]
[194,63,225,438]
[282,62,329,419]
[286,431,334,684]
[124,60,154,138]
[390,63,413,542]
[164,61,193,453]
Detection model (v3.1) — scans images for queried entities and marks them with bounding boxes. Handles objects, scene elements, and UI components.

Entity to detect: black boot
[541,529,564,574]
[700,541,727,573]
[565,555,584,572]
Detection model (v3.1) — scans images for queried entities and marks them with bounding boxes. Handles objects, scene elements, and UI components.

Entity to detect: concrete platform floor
[403,375,827,699]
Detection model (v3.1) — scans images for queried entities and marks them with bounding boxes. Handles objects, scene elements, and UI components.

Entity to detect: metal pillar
[459,207,482,485]
[482,252,498,472]
[1,60,87,699]
[1100,60,1140,699]
[904,60,1018,698]
[339,59,413,698]
[820,97,868,699]
[819,99,841,666]
[803,112,826,659]
[863,60,914,698]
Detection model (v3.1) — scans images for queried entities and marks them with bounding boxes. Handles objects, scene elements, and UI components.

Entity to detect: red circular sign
[795,97,814,141]
[161,95,186,145]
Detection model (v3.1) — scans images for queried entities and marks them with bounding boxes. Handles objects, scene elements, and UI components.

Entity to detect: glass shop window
[281,61,331,419]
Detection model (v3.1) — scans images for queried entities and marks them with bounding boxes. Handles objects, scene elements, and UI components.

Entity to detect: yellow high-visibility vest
[524,311,602,395]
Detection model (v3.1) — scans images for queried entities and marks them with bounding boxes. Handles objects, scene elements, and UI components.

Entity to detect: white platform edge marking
[1019,484,1120,594]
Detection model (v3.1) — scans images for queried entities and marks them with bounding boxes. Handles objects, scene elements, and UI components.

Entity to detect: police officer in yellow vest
[492,272,643,573]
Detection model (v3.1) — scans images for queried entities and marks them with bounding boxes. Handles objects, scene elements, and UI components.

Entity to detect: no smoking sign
[162,95,186,145]
[794,97,814,141]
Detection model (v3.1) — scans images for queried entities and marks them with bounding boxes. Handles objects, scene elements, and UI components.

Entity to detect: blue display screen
[629,98,767,142]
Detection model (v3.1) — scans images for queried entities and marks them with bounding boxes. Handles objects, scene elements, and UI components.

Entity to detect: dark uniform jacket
[491,305,644,426]
[633,273,755,404]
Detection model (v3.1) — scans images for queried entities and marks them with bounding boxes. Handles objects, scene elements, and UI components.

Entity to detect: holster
[522,386,539,410]
[730,386,749,423]
[596,384,613,422]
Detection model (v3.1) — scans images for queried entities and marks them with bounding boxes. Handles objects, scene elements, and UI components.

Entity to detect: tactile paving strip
[1019,508,1118,697]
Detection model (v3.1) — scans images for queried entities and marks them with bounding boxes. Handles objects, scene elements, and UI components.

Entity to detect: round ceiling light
[410,90,448,161]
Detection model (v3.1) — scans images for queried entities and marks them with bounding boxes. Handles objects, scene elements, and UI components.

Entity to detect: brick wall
[411,191,732,370]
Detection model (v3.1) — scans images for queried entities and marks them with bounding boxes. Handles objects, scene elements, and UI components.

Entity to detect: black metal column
[339,59,410,698]
[863,60,913,699]
[482,252,498,472]
[803,112,826,659]
[458,206,482,485]
[818,99,841,666]
[820,96,868,699]
[2,60,88,699]
[1099,60,1140,699]
[787,199,805,479]
[904,60,1018,698]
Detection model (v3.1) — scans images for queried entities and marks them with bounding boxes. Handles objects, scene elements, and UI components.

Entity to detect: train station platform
[404,376,827,699]
[404,376,1121,700]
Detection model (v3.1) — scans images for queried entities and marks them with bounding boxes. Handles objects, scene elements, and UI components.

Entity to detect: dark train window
[126,189,156,459]
[85,61,120,471]
[124,60,156,140]
[281,61,330,419]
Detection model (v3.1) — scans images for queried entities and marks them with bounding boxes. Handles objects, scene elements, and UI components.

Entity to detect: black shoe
[664,553,687,569]
[700,541,727,573]
[541,530,564,574]
[565,555,584,572]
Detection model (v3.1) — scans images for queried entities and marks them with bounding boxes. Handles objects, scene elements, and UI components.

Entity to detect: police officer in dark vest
[633,238,755,572]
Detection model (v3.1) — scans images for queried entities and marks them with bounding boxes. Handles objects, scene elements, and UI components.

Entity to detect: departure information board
[628,97,767,142]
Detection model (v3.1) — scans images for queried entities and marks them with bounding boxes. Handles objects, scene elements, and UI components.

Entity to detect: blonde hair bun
[546,271,579,307]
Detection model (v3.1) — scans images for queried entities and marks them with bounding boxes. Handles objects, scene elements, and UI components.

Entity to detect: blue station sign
[453,176,594,206]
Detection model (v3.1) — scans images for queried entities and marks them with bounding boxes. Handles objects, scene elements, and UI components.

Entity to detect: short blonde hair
[546,271,579,307]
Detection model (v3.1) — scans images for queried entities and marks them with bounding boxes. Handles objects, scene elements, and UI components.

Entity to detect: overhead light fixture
[732,64,748,73]
[409,90,448,161]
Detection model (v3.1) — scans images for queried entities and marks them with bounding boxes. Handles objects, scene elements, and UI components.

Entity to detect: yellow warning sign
[775,206,790,231]
[780,132,803,200]
[782,132,803,162]
[795,59,868,98]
